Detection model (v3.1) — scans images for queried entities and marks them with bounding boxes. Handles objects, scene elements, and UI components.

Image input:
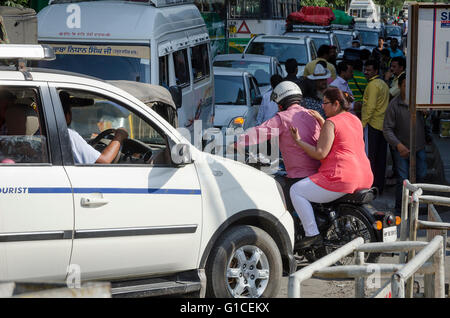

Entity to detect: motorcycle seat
[331,187,378,205]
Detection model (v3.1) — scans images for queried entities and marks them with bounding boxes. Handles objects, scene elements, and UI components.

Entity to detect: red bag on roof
[287,6,335,26]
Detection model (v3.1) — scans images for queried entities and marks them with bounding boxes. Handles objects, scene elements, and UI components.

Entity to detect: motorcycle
[245,151,400,265]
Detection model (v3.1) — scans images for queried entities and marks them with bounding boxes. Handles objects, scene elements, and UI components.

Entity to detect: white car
[0,45,295,298]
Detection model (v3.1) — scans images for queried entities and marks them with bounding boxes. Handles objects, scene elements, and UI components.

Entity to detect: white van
[37,0,214,133]
[349,0,380,26]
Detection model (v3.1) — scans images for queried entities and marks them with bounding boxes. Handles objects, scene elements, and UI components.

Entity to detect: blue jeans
[392,148,427,213]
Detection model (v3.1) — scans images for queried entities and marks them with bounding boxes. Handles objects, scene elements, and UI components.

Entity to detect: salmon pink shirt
[237,104,321,179]
[310,112,374,193]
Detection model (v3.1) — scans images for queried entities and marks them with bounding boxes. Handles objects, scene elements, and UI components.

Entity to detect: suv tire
[205,225,282,298]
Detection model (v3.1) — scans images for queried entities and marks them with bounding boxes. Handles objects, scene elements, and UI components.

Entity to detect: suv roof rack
[286,24,331,33]
[49,0,195,7]
[0,44,56,80]
[330,24,355,30]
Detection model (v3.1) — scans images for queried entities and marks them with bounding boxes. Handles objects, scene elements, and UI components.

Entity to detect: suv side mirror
[169,86,182,109]
[169,139,192,166]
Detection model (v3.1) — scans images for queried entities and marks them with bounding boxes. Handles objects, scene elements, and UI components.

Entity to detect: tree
[0,0,30,8]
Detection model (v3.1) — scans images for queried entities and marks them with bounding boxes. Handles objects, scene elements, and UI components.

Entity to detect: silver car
[213,67,262,131]
[213,53,284,94]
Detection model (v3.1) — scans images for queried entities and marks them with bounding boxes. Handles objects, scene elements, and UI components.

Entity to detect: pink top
[309,112,374,193]
[238,104,321,178]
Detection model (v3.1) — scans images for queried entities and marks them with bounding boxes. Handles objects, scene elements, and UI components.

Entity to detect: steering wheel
[88,128,117,146]
[88,128,123,164]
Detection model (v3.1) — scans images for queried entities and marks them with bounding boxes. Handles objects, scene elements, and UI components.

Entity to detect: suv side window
[190,43,210,82]
[0,87,49,164]
[248,76,259,104]
[57,88,170,166]
[173,49,190,87]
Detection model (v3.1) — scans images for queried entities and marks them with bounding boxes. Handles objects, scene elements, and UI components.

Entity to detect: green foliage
[0,0,29,8]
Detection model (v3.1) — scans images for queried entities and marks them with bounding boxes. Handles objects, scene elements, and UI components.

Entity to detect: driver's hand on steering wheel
[113,127,128,143]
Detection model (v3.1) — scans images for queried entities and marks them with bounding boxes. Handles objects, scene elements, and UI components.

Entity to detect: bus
[195,0,300,55]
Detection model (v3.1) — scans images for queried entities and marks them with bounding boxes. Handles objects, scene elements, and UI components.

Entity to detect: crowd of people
[237,40,428,248]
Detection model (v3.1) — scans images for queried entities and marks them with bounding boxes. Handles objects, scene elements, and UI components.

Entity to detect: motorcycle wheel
[323,205,380,265]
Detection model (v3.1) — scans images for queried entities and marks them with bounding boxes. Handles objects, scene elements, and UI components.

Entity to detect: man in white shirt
[60,91,128,164]
[330,61,354,110]
[256,74,283,125]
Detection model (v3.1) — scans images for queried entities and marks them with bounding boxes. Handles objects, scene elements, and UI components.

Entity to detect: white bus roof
[38,1,206,43]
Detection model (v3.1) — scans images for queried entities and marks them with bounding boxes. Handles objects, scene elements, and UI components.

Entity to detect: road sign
[237,21,250,34]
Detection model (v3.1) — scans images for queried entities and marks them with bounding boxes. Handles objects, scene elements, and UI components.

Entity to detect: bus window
[173,49,190,87]
[191,43,210,81]
[229,0,260,18]
[159,55,169,88]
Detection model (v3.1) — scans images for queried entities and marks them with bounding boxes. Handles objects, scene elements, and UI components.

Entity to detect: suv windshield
[214,75,246,105]
[213,60,271,86]
[359,31,379,46]
[386,27,401,36]
[309,36,330,49]
[37,43,150,82]
[246,41,308,65]
[335,33,353,50]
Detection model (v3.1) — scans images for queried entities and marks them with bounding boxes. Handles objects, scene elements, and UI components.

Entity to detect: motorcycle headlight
[228,117,245,129]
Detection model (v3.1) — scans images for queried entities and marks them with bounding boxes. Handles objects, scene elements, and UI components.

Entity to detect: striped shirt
[348,70,368,102]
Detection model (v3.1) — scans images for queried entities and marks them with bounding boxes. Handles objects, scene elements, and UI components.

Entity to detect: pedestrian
[328,45,338,67]
[352,40,361,48]
[362,59,390,194]
[256,74,283,125]
[384,56,406,100]
[330,61,354,111]
[299,77,326,119]
[347,60,368,119]
[388,38,405,58]
[283,58,303,88]
[303,45,337,81]
[383,73,427,214]
[306,61,331,106]
[380,48,391,80]
[371,36,385,62]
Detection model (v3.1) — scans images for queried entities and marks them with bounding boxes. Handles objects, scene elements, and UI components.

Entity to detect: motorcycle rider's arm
[290,120,335,160]
[236,115,282,147]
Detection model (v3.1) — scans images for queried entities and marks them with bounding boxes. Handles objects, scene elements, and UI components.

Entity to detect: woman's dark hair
[323,87,354,111]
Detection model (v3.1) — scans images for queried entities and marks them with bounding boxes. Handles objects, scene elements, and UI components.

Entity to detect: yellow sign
[49,44,150,59]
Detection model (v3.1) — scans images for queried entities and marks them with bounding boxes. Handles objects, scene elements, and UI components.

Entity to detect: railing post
[354,251,365,298]
[406,192,420,298]
[288,275,301,298]
[399,180,411,264]
[434,242,445,298]
[392,273,405,298]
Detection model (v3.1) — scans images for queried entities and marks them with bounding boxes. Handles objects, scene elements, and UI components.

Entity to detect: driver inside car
[60,91,128,164]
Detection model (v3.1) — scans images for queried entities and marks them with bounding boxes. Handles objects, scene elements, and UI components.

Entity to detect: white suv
[0,45,295,298]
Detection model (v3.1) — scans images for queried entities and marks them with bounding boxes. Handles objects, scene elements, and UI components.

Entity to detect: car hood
[213,105,250,128]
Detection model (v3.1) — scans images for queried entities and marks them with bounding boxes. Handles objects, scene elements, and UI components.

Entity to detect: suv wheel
[206,225,282,298]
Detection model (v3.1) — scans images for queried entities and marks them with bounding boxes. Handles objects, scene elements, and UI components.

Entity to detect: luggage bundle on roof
[287,6,335,26]
[286,6,355,30]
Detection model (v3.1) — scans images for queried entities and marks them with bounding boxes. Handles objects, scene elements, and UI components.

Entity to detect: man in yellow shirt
[303,45,336,81]
[362,59,390,194]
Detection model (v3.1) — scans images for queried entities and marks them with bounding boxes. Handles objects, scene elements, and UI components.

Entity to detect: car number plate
[383,226,397,242]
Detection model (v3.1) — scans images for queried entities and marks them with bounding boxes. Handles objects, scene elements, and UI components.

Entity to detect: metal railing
[288,236,446,298]
[399,180,450,298]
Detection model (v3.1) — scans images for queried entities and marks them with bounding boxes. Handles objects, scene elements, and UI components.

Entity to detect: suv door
[49,84,202,280]
[0,83,73,282]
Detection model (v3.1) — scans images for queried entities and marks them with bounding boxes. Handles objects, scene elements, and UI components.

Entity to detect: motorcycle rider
[289,87,374,248]
[233,81,322,208]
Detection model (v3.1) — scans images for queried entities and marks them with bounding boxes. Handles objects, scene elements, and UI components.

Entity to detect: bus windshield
[36,44,151,82]
[246,42,309,65]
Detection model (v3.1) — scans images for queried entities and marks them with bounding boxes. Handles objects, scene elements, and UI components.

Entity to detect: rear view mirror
[169,86,182,109]
[169,139,192,166]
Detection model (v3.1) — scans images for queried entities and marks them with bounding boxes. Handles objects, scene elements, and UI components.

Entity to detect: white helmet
[270,81,303,104]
